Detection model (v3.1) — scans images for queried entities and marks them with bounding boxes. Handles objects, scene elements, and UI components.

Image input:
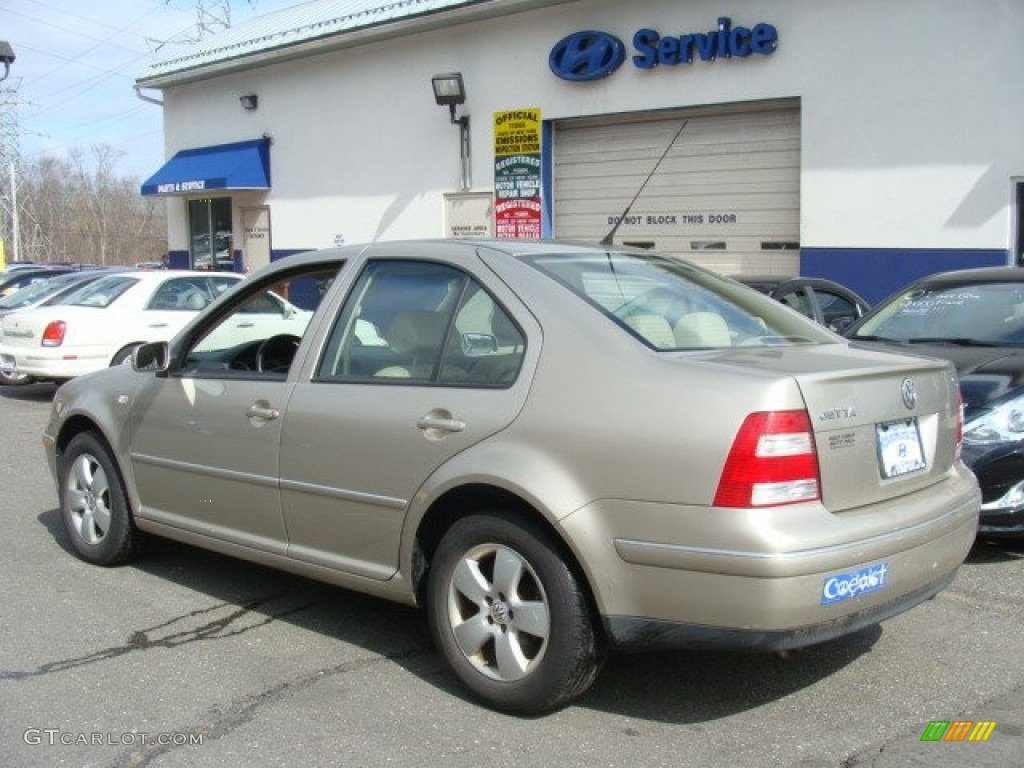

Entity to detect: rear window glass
[522,250,833,349]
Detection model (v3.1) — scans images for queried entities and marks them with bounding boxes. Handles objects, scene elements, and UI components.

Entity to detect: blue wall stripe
[800,248,1010,304]
[541,120,553,239]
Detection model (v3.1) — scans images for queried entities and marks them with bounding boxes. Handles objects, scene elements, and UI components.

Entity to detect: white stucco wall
[156,0,1024,255]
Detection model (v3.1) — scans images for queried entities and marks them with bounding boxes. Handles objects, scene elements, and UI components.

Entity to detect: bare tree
[18,144,166,266]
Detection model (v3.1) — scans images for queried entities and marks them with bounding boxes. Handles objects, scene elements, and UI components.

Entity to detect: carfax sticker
[821,562,889,606]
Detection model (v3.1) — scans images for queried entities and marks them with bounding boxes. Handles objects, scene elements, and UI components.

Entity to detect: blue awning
[141,139,270,196]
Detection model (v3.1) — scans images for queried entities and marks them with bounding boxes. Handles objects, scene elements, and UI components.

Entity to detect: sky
[1,0,298,181]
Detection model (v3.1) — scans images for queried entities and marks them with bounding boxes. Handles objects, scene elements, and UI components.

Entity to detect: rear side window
[317,260,525,387]
[67,276,139,308]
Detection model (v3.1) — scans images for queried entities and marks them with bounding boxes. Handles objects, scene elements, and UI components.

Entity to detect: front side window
[524,251,833,349]
[317,260,525,387]
[146,276,239,311]
[179,264,341,378]
[815,289,860,332]
[776,287,813,319]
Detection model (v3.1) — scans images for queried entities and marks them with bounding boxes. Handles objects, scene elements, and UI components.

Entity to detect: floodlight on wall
[432,72,471,191]
[0,41,15,82]
[240,93,258,111]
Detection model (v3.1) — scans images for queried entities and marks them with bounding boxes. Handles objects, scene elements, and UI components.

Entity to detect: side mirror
[132,341,170,373]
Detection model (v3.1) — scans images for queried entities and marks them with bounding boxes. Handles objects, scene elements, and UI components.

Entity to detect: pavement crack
[0,591,328,682]
[108,644,432,768]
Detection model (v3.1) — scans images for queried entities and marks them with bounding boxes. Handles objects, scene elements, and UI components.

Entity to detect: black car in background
[0,266,75,298]
[735,275,870,332]
[846,267,1024,536]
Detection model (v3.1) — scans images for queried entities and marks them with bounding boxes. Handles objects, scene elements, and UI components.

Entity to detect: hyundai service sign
[549,17,778,81]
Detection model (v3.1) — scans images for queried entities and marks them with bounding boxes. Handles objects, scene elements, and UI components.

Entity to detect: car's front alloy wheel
[60,432,140,565]
[427,512,602,714]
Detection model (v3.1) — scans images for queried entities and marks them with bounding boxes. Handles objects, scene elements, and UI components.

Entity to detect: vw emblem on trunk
[901,378,918,410]
[549,31,625,81]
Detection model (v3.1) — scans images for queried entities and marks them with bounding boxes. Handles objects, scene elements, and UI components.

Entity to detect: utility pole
[0,78,22,264]
[151,1,254,50]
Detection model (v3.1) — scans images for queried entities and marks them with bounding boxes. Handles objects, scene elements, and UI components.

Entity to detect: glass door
[189,197,234,271]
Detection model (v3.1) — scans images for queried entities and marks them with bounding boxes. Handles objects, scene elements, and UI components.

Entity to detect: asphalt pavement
[0,382,1021,768]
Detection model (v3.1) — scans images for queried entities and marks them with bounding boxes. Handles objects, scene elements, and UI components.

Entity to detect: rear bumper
[559,466,980,651]
[0,345,106,380]
[605,570,955,651]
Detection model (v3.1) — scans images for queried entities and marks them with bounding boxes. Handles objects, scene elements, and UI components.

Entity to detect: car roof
[89,269,243,282]
[249,238,680,275]
[906,266,1024,287]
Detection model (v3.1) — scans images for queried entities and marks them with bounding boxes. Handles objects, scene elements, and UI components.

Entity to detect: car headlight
[963,394,1024,445]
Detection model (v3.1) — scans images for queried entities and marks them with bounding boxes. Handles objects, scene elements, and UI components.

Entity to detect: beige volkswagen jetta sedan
[43,240,980,714]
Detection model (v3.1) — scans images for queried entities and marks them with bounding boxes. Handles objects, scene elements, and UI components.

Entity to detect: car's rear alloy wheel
[427,512,601,714]
[60,432,140,565]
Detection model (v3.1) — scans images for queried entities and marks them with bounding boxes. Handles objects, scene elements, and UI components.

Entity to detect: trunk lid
[710,343,961,513]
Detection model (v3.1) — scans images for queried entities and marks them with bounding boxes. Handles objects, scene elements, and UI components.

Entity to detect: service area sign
[494,108,543,239]
[445,192,493,238]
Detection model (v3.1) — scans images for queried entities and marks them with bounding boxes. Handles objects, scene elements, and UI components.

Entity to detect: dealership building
[137,0,1024,301]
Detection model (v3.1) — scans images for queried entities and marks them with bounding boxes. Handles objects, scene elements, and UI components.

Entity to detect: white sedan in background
[0,270,243,384]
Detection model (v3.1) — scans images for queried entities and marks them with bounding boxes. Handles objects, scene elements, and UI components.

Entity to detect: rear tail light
[955,389,963,461]
[41,321,66,347]
[714,410,821,508]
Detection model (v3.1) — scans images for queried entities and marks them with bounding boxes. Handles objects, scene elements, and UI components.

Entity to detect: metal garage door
[552,102,800,275]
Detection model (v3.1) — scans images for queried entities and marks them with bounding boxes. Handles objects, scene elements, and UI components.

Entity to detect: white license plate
[876,418,926,478]
[0,354,17,375]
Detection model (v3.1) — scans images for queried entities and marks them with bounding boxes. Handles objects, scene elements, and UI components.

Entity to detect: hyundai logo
[549,31,625,81]
[901,378,918,410]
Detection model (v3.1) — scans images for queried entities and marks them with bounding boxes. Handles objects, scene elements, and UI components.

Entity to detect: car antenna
[599,119,689,248]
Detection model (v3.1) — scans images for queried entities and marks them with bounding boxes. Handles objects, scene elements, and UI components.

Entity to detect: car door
[278,257,535,580]
[127,263,343,554]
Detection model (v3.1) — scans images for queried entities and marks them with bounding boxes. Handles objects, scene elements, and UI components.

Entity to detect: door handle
[246,403,280,421]
[416,416,465,434]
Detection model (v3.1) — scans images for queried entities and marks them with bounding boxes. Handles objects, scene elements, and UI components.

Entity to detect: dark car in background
[736,275,870,332]
[0,266,75,299]
[846,267,1024,536]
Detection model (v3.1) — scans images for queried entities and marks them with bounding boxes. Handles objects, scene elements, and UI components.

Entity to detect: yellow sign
[493,108,542,156]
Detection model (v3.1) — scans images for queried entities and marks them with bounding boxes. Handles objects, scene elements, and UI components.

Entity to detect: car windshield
[522,250,834,349]
[850,282,1024,347]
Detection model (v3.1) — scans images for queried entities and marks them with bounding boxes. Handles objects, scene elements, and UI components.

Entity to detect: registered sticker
[876,418,926,479]
[821,562,890,606]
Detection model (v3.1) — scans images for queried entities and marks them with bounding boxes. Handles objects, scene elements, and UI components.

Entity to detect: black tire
[0,368,33,386]
[426,512,602,715]
[59,432,140,566]
[110,343,142,367]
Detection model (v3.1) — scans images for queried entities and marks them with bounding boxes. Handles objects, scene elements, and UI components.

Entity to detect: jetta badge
[901,378,918,410]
